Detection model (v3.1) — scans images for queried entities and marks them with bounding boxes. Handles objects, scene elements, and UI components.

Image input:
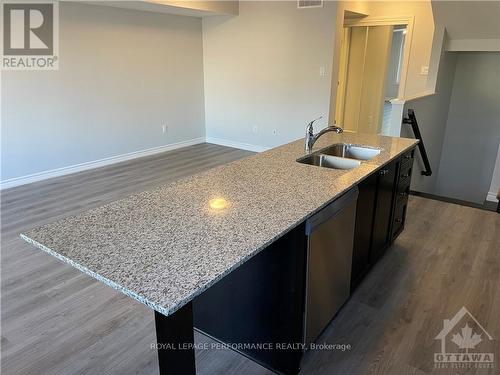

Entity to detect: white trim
[344,15,414,27]
[486,192,499,203]
[2,136,273,190]
[0,137,205,190]
[404,90,436,102]
[446,39,500,52]
[205,137,270,153]
[382,99,406,137]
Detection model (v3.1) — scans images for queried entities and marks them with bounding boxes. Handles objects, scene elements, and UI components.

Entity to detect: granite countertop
[21,133,418,316]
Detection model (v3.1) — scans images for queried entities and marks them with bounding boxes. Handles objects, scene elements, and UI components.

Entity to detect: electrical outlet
[420,66,429,75]
[319,66,326,77]
[162,124,168,134]
[272,129,278,136]
[252,125,259,134]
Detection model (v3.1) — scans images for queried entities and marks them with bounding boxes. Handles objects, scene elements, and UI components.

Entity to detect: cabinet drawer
[397,176,411,196]
[399,161,413,181]
[401,149,414,166]
[391,199,408,240]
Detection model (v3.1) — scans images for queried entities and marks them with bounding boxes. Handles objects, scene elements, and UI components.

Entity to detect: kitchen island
[21,132,418,374]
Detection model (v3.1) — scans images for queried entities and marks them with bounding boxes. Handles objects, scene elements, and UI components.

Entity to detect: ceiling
[86,1,238,18]
[432,1,500,40]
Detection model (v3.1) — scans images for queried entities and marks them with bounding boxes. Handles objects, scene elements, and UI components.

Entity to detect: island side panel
[193,223,307,375]
[154,302,196,375]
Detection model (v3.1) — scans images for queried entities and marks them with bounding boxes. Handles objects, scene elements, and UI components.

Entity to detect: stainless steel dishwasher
[304,187,358,345]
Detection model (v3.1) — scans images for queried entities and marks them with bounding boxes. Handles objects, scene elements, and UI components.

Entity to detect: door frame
[334,27,351,127]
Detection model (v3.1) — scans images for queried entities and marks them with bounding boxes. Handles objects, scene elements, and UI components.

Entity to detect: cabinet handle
[380,169,389,175]
[399,192,406,197]
[395,218,403,223]
[401,173,410,178]
[404,155,412,159]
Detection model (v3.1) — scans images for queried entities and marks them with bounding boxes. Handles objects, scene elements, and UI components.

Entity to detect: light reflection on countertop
[208,197,230,212]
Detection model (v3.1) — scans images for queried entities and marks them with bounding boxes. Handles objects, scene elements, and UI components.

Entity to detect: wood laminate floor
[1,143,499,375]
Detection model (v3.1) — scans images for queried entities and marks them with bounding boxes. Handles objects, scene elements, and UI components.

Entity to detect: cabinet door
[370,160,398,263]
[351,172,378,291]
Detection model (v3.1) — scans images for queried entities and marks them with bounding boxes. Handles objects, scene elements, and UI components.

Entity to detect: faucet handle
[306,116,322,134]
[327,124,343,133]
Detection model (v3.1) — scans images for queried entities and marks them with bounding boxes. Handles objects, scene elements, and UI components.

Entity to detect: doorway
[335,17,413,135]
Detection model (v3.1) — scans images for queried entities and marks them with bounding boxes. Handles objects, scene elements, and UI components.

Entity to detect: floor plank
[2,143,499,374]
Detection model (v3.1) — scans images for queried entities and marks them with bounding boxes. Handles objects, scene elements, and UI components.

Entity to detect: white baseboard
[486,191,499,203]
[205,137,270,153]
[0,137,205,190]
[1,136,270,190]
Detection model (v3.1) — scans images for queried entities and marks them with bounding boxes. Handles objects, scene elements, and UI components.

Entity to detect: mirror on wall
[335,24,407,135]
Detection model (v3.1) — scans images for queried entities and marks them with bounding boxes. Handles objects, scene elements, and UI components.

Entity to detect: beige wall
[203,1,337,149]
[1,2,205,181]
[330,1,435,122]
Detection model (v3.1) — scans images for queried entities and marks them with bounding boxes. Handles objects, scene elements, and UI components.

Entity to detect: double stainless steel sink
[297,143,381,170]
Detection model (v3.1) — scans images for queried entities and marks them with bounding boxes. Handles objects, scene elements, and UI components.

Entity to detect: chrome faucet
[305,117,343,153]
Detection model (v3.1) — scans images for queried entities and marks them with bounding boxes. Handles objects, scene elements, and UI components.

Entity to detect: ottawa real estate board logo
[1,1,59,70]
[434,307,495,369]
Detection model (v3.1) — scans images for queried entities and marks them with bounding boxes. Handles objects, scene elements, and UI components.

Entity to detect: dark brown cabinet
[193,223,307,375]
[351,173,378,289]
[391,197,408,239]
[351,147,415,292]
[391,148,415,240]
[370,159,398,263]
[189,147,416,374]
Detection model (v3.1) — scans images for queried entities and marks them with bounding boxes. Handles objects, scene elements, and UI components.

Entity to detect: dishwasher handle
[305,187,359,235]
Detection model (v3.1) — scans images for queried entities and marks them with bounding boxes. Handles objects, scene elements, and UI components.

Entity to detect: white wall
[435,52,500,203]
[488,144,500,202]
[202,1,337,150]
[385,30,405,100]
[1,2,205,182]
[402,51,458,194]
[404,52,500,204]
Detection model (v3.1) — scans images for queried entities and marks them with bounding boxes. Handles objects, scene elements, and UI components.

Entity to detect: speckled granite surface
[21,133,418,316]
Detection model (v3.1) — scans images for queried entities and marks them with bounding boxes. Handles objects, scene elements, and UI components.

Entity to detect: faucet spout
[305,119,343,153]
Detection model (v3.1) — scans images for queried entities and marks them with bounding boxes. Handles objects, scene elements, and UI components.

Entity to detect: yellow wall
[342,27,367,132]
[358,25,393,134]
